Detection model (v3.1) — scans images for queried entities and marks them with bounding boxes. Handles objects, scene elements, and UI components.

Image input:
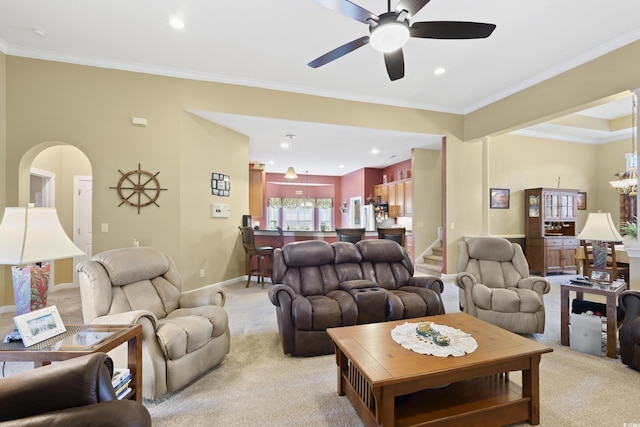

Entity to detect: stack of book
[111,367,131,400]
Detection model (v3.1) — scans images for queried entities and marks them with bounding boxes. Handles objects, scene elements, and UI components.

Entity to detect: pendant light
[284,167,298,179]
[283,134,298,179]
[610,92,638,194]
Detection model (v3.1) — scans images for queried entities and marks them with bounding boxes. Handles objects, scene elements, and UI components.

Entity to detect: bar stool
[335,228,365,243]
[377,227,406,247]
[239,226,274,288]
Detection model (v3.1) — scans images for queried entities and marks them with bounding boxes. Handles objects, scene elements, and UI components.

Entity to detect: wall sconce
[340,201,348,214]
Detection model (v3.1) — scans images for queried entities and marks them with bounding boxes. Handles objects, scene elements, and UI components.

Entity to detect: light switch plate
[211,203,230,218]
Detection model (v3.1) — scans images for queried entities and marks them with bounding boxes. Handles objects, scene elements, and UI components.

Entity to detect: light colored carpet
[2,275,640,426]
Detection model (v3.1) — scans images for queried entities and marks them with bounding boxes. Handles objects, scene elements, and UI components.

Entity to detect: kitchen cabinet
[388,182,398,217]
[404,180,412,216]
[374,179,412,218]
[525,188,578,276]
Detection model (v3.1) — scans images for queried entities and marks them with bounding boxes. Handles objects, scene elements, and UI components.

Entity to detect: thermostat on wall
[211,203,230,218]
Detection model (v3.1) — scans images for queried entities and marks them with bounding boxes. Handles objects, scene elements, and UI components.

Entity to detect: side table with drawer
[0,324,142,402]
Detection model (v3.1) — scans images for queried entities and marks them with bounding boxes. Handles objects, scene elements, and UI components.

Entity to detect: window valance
[316,198,333,209]
[273,197,332,209]
[268,197,282,208]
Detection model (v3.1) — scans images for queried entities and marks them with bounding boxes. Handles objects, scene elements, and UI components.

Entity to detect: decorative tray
[391,321,478,357]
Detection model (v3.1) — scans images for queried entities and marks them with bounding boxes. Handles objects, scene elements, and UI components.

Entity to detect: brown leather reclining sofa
[268,239,445,356]
[620,290,640,371]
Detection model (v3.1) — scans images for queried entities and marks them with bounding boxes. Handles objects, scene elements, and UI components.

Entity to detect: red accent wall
[262,161,407,229]
[382,159,412,183]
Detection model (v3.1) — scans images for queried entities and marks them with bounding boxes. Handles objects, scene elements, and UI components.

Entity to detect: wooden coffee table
[327,312,552,427]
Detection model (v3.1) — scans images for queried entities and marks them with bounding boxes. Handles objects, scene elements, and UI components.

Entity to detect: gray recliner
[455,237,550,334]
[76,247,230,400]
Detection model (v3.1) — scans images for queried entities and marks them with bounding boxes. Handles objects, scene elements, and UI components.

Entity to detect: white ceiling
[1,0,639,176]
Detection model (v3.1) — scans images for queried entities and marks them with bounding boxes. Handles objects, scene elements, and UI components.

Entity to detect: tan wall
[1,57,464,306]
[465,40,640,141]
[178,113,249,290]
[411,148,442,257]
[1,46,639,304]
[0,52,6,303]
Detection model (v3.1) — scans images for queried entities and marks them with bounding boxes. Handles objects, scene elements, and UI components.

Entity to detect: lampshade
[577,212,623,242]
[284,167,298,179]
[0,207,85,265]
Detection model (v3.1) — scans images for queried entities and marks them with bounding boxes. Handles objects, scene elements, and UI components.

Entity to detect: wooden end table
[327,312,552,427]
[0,324,142,402]
[560,280,627,358]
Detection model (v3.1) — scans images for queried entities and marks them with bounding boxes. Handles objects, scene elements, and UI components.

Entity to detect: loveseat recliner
[455,237,550,334]
[76,247,230,400]
[0,353,151,427]
[620,290,640,371]
[269,239,444,356]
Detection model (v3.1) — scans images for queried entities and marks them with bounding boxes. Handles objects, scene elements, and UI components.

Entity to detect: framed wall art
[490,188,510,209]
[211,173,230,197]
[577,192,587,210]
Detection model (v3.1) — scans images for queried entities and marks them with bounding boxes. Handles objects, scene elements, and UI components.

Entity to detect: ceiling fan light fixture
[370,21,410,52]
[284,166,298,179]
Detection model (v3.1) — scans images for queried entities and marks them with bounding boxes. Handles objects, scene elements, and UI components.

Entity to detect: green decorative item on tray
[416,321,450,346]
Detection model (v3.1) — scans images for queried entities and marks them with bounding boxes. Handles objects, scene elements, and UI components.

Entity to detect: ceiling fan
[308,0,496,81]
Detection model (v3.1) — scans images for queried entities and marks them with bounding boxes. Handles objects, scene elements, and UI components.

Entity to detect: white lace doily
[390,322,478,357]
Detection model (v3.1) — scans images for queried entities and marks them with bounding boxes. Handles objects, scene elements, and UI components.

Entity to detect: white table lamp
[0,207,85,315]
[577,212,623,271]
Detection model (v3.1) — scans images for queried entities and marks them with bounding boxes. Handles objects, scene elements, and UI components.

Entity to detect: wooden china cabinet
[525,188,579,276]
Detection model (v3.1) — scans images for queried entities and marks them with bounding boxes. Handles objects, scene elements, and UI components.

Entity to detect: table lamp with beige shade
[0,207,85,315]
[577,212,623,275]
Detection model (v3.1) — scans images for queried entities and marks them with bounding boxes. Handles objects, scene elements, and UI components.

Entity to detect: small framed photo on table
[13,306,66,347]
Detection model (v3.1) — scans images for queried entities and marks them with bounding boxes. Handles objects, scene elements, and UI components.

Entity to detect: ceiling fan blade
[411,21,496,39]
[384,49,404,81]
[308,36,370,68]
[395,0,431,17]
[315,0,378,24]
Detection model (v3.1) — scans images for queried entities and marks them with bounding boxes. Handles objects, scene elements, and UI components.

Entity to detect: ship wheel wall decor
[110,163,168,214]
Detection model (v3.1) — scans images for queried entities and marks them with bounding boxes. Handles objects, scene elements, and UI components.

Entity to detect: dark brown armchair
[0,353,151,427]
[620,290,640,371]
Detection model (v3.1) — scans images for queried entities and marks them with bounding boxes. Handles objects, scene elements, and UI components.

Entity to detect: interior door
[73,176,92,285]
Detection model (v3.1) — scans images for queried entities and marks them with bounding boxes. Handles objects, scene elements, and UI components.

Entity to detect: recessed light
[169,17,185,29]
[268,160,275,165]
[280,142,289,148]
[339,164,345,168]
[434,67,446,76]
[371,148,379,154]
[32,28,46,37]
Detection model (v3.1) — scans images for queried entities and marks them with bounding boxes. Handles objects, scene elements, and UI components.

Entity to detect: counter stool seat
[239,226,274,288]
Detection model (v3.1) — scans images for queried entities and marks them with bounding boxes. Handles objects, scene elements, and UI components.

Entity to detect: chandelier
[610,93,638,195]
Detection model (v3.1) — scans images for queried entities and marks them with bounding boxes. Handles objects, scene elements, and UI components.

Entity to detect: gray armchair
[455,237,550,334]
[76,247,230,400]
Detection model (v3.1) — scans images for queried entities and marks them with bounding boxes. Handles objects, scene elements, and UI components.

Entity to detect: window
[267,206,280,230]
[283,207,313,231]
[318,207,332,231]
